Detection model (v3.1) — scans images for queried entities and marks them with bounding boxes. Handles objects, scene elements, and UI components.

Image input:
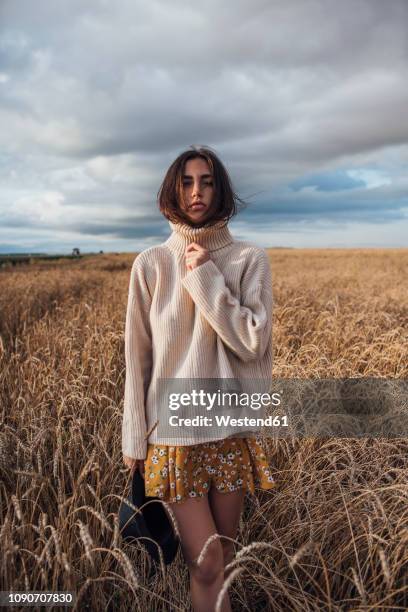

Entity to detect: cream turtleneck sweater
[122,218,273,459]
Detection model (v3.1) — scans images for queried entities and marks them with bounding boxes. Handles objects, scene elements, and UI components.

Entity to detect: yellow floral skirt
[144,436,276,503]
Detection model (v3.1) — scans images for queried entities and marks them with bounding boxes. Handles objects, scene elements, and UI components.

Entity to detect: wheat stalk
[351,567,367,604]
[289,540,314,569]
[77,520,94,567]
[110,548,139,591]
[49,525,62,564]
[73,505,112,534]
[110,513,119,549]
[215,568,244,612]
[377,546,391,589]
[196,533,221,566]
[11,495,22,522]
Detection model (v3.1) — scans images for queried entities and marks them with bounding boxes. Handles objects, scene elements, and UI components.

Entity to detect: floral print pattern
[144,436,276,504]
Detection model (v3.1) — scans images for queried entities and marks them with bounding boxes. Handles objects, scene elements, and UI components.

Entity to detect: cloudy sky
[1,0,408,253]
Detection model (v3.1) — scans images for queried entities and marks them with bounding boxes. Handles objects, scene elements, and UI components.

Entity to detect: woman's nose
[192,181,202,196]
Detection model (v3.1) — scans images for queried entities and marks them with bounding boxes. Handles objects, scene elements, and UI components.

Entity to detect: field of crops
[0,248,407,610]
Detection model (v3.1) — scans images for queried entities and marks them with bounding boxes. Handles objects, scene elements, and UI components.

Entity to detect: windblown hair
[157,145,247,226]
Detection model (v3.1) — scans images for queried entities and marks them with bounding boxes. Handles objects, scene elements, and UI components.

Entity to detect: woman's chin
[186,212,208,225]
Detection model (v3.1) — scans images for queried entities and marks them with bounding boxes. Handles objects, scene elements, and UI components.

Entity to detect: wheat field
[0,248,407,611]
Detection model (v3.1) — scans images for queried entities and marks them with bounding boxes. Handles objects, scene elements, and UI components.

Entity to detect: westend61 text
[169,415,288,427]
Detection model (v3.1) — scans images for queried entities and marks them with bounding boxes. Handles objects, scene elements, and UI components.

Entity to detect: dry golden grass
[0,248,407,611]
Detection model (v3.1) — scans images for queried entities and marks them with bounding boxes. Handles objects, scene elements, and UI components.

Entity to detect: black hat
[119,470,179,566]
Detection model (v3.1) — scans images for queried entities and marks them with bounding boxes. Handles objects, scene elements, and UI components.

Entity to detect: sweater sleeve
[181,248,272,363]
[122,255,153,460]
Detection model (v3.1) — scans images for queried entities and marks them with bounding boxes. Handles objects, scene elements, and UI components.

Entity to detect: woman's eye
[182,180,213,187]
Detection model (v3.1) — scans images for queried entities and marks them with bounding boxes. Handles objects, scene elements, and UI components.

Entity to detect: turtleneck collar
[164,218,234,255]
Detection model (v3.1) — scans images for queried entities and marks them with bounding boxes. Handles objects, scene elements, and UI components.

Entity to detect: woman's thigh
[208,487,245,541]
[167,495,224,574]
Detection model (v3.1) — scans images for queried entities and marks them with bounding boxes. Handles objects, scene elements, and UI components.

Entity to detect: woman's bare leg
[208,487,246,578]
[168,495,232,612]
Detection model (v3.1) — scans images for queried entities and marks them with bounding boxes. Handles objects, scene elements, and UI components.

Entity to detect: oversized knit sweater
[122,218,273,459]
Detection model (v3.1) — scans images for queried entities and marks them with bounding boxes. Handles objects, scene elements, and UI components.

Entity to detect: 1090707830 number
[0,592,75,607]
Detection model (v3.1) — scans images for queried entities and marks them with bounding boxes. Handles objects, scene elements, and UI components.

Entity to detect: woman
[122,146,275,612]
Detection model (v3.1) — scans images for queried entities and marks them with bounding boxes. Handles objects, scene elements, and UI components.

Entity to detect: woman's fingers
[123,456,145,479]
[123,455,137,473]
[185,251,210,270]
[185,242,205,253]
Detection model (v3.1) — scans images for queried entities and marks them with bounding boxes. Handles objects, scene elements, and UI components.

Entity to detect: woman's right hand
[123,455,145,479]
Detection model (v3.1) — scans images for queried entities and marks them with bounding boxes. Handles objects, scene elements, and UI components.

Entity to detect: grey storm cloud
[63,220,169,241]
[0,0,408,251]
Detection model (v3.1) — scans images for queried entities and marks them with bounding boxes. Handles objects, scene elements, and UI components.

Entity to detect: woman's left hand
[185,243,210,271]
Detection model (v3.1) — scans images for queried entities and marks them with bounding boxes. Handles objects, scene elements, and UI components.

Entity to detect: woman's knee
[189,540,225,585]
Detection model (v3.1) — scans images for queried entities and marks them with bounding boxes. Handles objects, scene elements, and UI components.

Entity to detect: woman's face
[179,157,215,225]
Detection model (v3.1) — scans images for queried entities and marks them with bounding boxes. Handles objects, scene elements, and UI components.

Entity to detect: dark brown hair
[157,145,247,226]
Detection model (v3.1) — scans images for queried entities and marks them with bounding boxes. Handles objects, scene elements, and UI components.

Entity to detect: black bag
[119,470,179,566]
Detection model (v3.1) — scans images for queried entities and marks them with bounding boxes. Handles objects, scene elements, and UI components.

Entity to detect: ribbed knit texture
[122,218,273,459]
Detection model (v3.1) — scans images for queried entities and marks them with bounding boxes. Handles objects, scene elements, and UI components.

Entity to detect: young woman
[122,146,275,612]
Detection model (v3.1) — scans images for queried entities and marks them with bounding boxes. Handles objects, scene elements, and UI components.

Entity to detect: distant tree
[99,250,104,254]
[72,248,80,256]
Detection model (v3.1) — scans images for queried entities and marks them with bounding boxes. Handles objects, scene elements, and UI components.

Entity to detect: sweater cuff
[122,439,147,461]
[181,259,221,293]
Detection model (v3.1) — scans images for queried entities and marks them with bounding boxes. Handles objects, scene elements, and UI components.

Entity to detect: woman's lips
[190,203,205,210]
